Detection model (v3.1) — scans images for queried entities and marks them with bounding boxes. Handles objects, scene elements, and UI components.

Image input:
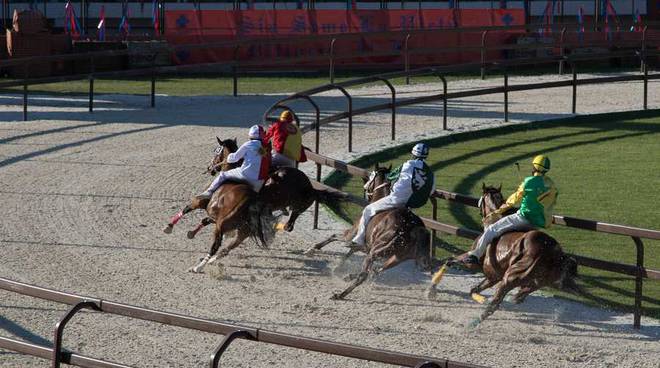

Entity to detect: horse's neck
[371,187,390,202]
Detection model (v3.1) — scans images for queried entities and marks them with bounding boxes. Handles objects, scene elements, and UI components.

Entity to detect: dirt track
[0,74,659,367]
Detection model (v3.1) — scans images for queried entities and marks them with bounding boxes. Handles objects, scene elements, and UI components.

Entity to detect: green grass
[0,63,640,96]
[324,110,660,319]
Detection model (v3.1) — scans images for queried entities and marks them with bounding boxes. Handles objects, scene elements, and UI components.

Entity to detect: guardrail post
[88,56,95,113]
[503,68,509,122]
[632,236,644,329]
[441,75,447,130]
[330,85,353,152]
[433,72,448,130]
[329,38,336,84]
[404,34,411,85]
[374,77,396,141]
[558,27,566,75]
[571,62,577,114]
[150,53,156,108]
[209,330,255,368]
[233,46,240,97]
[430,199,437,261]
[23,64,28,121]
[643,56,648,110]
[640,26,647,73]
[52,301,100,368]
[480,30,488,80]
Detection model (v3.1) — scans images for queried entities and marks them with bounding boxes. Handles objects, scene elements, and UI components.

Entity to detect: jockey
[263,110,307,168]
[458,155,558,266]
[199,125,271,197]
[351,143,436,246]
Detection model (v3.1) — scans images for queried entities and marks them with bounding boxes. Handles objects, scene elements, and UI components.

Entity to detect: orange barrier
[165,9,525,66]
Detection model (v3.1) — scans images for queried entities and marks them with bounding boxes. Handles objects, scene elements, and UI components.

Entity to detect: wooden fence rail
[0,277,483,368]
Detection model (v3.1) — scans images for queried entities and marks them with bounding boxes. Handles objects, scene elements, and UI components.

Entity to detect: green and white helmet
[411,143,429,158]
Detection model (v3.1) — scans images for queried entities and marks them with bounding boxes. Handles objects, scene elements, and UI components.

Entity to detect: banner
[165,9,525,66]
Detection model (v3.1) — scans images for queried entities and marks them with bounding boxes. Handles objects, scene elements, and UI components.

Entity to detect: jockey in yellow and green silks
[460,155,558,266]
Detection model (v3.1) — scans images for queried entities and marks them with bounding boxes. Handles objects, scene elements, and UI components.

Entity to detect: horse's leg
[165,195,212,234]
[208,227,250,264]
[187,217,215,239]
[190,226,223,273]
[331,254,374,300]
[469,278,498,304]
[375,254,403,275]
[283,197,313,232]
[512,285,538,304]
[304,234,340,255]
[480,280,519,322]
[163,205,194,233]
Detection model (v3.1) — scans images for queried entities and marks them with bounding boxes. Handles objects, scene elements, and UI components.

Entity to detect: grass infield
[324,110,660,319]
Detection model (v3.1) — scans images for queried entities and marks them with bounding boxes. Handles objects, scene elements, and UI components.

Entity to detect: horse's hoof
[163,225,173,234]
[187,230,196,239]
[330,293,344,300]
[426,287,437,300]
[303,248,315,256]
[285,224,294,232]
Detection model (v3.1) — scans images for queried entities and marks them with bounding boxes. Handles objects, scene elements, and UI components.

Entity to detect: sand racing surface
[0,74,659,367]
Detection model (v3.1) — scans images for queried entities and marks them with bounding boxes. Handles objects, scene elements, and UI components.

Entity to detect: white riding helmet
[411,142,429,158]
[248,125,263,140]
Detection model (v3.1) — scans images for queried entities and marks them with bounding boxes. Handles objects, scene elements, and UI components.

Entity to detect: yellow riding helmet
[279,110,293,123]
[532,155,550,172]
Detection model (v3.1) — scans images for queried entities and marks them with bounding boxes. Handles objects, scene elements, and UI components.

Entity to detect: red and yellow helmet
[279,110,293,123]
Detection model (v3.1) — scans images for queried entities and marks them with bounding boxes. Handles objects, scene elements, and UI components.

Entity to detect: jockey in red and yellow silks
[263,110,307,168]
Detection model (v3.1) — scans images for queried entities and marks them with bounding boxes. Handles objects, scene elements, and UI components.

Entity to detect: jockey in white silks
[351,143,436,246]
[199,125,270,197]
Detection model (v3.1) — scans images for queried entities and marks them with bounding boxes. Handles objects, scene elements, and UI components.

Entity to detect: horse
[163,136,347,238]
[427,184,579,322]
[310,164,432,300]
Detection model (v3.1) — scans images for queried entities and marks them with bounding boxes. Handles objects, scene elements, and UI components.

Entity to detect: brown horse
[311,164,432,300]
[163,137,346,238]
[429,184,579,322]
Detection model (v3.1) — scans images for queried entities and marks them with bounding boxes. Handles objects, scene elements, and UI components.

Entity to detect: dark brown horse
[311,164,432,300]
[428,184,578,322]
[163,137,346,238]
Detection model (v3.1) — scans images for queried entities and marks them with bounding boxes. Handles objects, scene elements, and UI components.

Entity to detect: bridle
[363,170,390,201]
[207,145,229,175]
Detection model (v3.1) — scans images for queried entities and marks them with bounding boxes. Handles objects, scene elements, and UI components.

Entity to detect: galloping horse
[164,137,346,238]
[311,164,432,300]
[428,184,579,322]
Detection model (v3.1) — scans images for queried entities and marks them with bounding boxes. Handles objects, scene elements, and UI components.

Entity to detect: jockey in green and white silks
[462,155,558,265]
[351,143,436,246]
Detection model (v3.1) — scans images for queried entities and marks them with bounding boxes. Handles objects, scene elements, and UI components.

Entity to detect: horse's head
[478,183,505,226]
[363,163,391,203]
[207,136,239,175]
[556,254,581,294]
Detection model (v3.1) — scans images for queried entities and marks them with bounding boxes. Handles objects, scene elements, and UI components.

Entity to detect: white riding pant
[204,167,263,194]
[468,212,534,258]
[352,195,406,246]
[272,152,295,168]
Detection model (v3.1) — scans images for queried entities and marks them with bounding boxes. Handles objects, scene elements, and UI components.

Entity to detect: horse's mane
[221,138,238,153]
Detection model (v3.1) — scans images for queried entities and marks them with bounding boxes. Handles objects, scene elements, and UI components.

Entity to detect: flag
[152,0,160,36]
[64,1,82,38]
[630,8,641,32]
[119,1,131,38]
[97,5,106,41]
[577,6,584,32]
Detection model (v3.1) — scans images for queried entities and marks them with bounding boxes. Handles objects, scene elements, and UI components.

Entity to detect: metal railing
[2,22,658,120]
[0,277,483,368]
[259,46,659,329]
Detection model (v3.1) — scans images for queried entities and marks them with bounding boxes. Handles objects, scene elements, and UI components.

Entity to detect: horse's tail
[247,195,277,248]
